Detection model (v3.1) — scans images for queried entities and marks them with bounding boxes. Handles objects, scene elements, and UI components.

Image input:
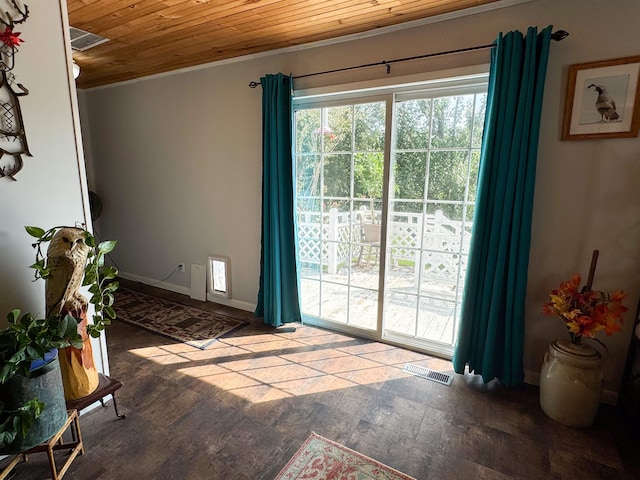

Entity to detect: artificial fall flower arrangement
[543,273,627,345]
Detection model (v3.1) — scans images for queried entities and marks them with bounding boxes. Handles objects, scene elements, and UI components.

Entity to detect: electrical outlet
[178,263,185,272]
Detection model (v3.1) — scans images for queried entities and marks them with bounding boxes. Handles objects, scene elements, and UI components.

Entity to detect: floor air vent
[402,364,453,386]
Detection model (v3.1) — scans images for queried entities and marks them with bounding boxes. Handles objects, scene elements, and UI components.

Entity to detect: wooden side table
[65,373,126,419]
[0,409,83,480]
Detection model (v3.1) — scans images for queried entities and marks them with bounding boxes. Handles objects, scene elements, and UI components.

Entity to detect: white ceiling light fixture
[72,61,80,79]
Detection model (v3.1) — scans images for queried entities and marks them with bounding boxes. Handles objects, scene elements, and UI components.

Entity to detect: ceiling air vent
[69,26,109,51]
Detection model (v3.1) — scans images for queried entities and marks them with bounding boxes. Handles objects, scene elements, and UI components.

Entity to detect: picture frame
[561,55,640,140]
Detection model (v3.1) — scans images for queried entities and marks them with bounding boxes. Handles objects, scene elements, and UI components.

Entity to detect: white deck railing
[297,207,471,284]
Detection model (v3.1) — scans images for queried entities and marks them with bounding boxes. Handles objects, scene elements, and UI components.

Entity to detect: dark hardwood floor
[3,280,640,479]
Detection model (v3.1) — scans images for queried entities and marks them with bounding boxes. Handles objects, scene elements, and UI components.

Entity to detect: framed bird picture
[562,55,640,140]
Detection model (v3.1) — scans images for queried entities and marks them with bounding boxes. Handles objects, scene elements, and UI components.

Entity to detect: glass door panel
[383,92,485,355]
[295,101,386,333]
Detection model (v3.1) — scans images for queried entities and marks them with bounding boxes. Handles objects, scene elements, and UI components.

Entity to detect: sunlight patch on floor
[128,324,453,403]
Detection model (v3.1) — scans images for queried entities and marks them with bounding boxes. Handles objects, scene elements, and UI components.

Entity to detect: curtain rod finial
[249,81,261,88]
[551,30,569,41]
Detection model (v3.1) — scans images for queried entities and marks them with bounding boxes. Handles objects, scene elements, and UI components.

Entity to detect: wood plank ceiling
[67,0,501,89]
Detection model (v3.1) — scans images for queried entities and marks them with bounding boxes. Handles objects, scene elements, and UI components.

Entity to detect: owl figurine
[45,227,91,319]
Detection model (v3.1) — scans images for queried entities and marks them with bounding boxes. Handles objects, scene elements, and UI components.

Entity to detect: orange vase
[58,306,99,401]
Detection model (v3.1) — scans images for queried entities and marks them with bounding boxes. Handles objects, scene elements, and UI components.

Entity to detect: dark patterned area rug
[114,287,248,349]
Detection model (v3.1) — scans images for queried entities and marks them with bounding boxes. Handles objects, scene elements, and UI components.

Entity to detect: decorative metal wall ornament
[0,0,30,182]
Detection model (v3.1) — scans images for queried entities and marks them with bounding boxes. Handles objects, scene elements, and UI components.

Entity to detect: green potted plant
[25,225,119,400]
[0,310,82,453]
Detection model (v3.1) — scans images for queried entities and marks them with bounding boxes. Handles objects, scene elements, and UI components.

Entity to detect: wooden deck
[299,261,460,349]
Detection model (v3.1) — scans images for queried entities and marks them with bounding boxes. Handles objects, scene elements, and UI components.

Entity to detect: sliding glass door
[294,75,487,357]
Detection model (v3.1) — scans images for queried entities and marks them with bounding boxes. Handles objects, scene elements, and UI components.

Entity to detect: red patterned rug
[275,432,416,480]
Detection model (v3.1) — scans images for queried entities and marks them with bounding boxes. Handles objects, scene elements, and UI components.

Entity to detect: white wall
[81,0,640,399]
[0,0,108,373]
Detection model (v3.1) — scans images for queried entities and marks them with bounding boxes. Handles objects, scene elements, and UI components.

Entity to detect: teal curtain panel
[453,26,553,387]
[255,73,302,327]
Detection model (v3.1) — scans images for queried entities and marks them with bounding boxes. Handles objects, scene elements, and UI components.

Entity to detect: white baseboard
[524,369,618,406]
[120,271,191,296]
[206,292,256,313]
[119,271,256,313]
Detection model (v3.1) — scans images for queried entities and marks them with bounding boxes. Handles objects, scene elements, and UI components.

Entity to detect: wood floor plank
[2,278,638,479]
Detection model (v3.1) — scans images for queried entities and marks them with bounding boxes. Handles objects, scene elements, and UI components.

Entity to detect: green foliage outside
[294,93,486,221]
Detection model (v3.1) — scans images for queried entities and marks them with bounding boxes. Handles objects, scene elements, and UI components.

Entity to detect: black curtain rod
[248,29,569,88]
